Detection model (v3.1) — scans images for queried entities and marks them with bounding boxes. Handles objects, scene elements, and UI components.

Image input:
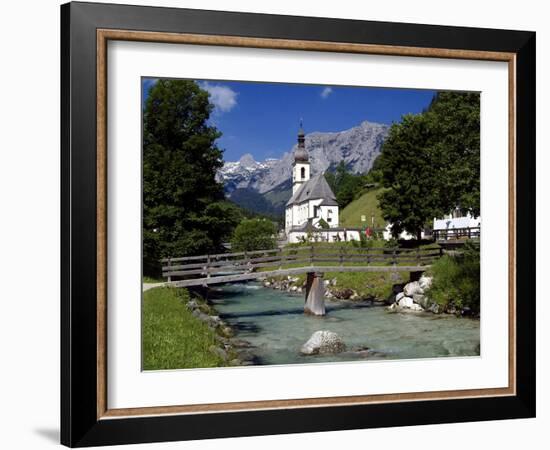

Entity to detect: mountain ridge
[218,120,390,215]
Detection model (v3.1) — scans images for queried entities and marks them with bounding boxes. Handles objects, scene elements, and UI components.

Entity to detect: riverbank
[261,271,479,317]
[142,287,246,370]
[262,271,409,302]
[142,274,480,370]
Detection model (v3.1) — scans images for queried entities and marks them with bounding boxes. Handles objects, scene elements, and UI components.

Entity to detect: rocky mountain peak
[238,153,257,168]
[218,120,390,214]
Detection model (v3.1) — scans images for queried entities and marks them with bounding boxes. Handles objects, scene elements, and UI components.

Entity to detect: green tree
[377,92,480,239]
[324,161,364,208]
[231,219,277,252]
[427,92,480,216]
[143,80,241,275]
[377,114,443,240]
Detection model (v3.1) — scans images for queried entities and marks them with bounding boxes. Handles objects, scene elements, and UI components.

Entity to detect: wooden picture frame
[61,1,536,447]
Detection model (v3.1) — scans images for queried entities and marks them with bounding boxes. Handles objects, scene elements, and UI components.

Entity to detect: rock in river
[398,296,414,308]
[300,330,347,355]
[404,281,424,297]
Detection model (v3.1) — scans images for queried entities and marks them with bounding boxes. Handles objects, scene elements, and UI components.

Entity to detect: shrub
[318,218,330,229]
[385,237,399,248]
[426,241,480,313]
[231,218,277,252]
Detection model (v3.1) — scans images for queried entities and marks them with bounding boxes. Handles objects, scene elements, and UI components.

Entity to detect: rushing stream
[207,282,480,366]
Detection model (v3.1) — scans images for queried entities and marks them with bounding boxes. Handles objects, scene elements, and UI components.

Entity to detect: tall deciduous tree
[377,114,444,240]
[377,92,480,239]
[427,92,480,217]
[143,80,241,275]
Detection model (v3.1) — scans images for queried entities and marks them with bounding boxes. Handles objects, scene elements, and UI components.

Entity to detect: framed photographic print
[60,1,536,447]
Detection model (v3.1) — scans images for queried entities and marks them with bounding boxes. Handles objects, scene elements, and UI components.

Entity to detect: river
[207,282,480,366]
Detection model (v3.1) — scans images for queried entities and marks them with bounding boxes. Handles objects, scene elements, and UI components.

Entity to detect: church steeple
[294,118,308,162]
[292,120,310,194]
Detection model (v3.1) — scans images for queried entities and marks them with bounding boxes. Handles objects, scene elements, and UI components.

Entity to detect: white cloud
[320,87,333,99]
[199,82,238,113]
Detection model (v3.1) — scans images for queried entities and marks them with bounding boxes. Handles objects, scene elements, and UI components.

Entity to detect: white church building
[282,124,480,244]
[284,124,362,244]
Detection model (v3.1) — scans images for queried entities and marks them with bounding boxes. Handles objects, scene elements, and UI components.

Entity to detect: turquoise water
[208,282,480,366]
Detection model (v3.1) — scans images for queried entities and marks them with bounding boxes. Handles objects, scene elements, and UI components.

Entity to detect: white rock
[413,293,430,309]
[409,303,424,312]
[404,281,424,297]
[419,275,433,290]
[396,292,405,302]
[300,331,347,355]
[398,296,414,308]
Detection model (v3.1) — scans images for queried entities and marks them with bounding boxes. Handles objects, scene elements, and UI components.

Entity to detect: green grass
[142,287,225,370]
[267,269,408,301]
[425,243,480,313]
[143,275,165,284]
[326,271,408,299]
[340,187,386,229]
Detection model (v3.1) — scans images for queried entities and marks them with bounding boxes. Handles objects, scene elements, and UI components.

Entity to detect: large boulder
[419,275,433,290]
[398,296,414,308]
[408,303,424,312]
[404,281,424,297]
[413,293,430,309]
[300,331,347,355]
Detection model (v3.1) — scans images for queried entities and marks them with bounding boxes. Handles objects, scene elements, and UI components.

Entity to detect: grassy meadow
[142,287,225,370]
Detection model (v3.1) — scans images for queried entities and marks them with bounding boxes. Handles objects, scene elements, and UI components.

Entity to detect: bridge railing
[161,245,444,283]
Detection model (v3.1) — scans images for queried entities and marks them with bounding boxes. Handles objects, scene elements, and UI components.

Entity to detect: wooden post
[304,271,326,316]
[206,254,211,279]
[339,245,343,267]
[366,247,370,265]
[167,257,172,283]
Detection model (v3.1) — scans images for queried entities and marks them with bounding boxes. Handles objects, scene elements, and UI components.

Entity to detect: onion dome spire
[294,119,309,162]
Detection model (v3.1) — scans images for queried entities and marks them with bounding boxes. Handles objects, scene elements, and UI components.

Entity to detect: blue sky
[142,78,436,162]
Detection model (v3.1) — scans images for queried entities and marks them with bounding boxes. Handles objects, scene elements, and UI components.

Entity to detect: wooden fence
[432,226,480,241]
[161,245,444,283]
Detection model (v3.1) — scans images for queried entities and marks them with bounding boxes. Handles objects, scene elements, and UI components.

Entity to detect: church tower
[292,121,310,194]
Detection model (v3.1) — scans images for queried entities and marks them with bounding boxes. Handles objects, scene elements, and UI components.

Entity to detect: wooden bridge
[161,245,443,316]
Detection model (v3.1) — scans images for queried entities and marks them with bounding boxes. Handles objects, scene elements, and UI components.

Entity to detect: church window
[301,167,305,179]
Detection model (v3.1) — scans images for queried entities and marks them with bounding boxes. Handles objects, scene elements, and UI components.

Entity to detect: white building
[433,208,480,239]
[284,124,361,244]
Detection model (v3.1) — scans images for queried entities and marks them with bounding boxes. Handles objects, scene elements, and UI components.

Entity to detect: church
[284,124,361,244]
